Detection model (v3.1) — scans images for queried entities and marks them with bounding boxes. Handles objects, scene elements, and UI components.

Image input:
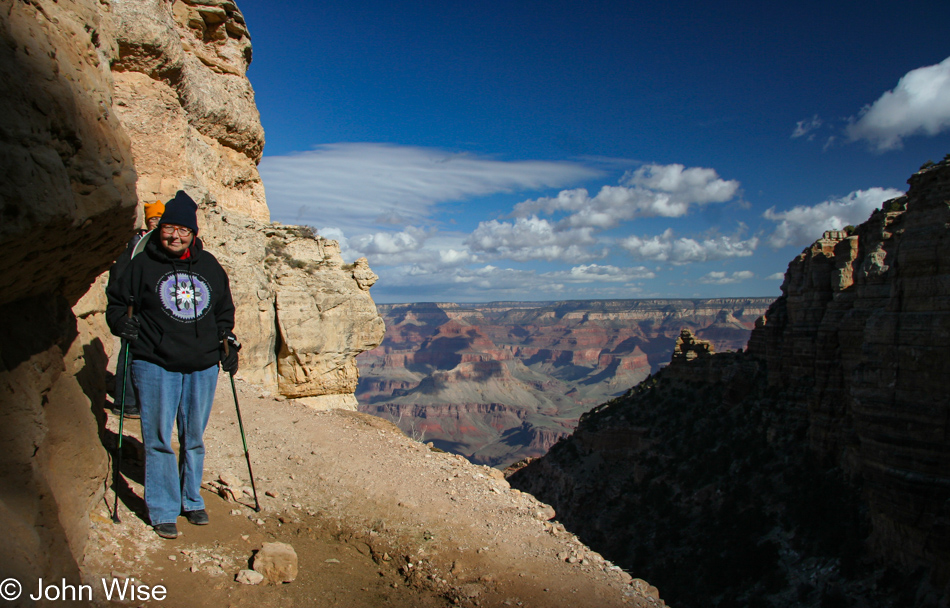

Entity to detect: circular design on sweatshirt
[157,271,212,321]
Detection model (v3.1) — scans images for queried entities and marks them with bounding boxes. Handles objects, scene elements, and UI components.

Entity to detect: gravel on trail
[85,371,664,607]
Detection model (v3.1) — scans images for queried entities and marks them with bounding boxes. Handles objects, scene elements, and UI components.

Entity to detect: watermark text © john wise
[0,577,167,602]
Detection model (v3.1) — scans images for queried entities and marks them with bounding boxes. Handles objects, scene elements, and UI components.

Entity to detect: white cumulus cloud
[510,163,740,229]
[349,227,428,255]
[847,56,950,151]
[621,164,740,204]
[764,187,904,248]
[620,229,759,264]
[546,264,655,283]
[437,248,478,266]
[464,216,603,262]
[344,230,479,269]
[699,271,755,284]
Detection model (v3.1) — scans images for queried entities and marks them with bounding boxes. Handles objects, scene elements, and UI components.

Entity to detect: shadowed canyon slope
[357,299,771,466]
[510,159,950,607]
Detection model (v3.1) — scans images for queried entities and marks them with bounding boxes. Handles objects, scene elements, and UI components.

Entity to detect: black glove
[115,315,140,342]
[219,332,241,374]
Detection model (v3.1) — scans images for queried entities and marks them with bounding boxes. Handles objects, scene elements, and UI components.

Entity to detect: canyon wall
[358,298,771,466]
[510,160,950,607]
[754,161,950,587]
[0,0,137,588]
[0,0,383,590]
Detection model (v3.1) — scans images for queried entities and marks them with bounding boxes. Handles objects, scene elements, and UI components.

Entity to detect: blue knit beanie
[158,190,199,234]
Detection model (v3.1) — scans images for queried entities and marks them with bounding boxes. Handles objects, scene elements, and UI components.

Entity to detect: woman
[107,190,239,539]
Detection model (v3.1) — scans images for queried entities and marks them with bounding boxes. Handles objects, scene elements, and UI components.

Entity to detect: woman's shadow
[79,338,148,523]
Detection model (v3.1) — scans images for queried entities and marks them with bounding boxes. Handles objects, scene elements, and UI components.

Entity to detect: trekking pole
[112,303,133,523]
[225,340,260,512]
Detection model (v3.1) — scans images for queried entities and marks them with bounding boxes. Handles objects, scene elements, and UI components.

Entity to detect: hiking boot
[110,404,140,419]
[153,523,178,539]
[184,509,209,525]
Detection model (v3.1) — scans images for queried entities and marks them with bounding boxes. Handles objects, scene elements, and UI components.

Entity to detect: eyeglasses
[160,224,193,237]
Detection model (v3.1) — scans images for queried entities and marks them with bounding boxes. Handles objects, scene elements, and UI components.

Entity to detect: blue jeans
[131,360,218,525]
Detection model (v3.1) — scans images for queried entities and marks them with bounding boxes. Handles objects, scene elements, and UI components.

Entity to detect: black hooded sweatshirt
[106,231,235,373]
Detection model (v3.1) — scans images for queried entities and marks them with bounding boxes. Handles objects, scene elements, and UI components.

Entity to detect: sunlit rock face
[110,0,268,221]
[358,298,771,466]
[510,160,950,607]
[195,209,385,400]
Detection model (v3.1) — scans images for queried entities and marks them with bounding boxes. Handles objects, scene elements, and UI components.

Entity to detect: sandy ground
[83,370,664,608]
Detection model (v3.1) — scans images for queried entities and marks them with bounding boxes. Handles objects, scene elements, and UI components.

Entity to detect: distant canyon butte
[357,298,773,466]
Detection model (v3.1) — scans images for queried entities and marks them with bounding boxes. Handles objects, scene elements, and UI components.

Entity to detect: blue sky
[236,0,950,303]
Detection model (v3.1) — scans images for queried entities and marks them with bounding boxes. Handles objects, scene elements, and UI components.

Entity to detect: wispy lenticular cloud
[259,143,603,233]
[764,187,904,248]
[847,56,950,151]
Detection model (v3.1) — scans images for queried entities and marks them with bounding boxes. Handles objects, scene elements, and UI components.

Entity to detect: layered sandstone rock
[110,0,268,221]
[749,163,950,586]
[510,160,950,606]
[670,328,713,362]
[265,229,385,406]
[0,0,137,305]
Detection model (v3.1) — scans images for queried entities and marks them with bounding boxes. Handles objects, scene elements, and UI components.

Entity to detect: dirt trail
[84,371,663,607]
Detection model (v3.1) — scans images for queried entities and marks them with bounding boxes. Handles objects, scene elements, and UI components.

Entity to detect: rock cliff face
[197,214,384,406]
[358,299,770,466]
[1,0,137,588]
[753,161,950,590]
[509,160,950,607]
[0,0,383,589]
[110,0,267,221]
